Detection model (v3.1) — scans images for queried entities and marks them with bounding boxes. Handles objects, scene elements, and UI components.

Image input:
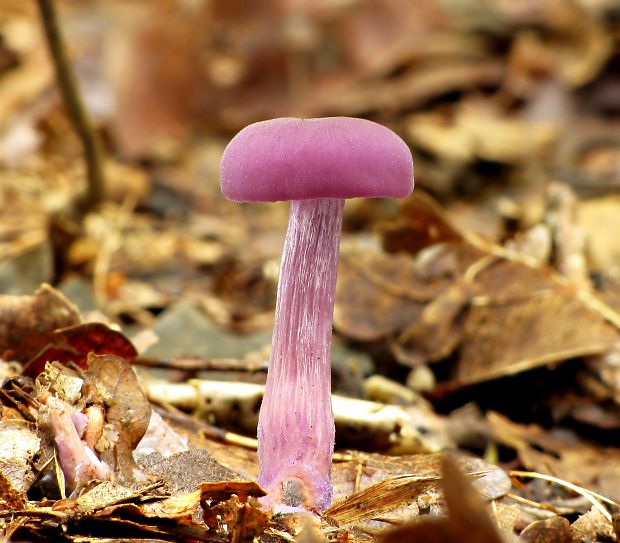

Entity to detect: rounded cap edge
[220,117,414,202]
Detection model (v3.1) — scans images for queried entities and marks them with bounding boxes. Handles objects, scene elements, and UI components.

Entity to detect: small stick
[134,357,268,373]
[36,0,105,213]
[509,470,616,521]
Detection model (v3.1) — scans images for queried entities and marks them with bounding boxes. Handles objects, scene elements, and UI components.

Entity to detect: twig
[509,470,617,522]
[36,0,105,213]
[505,492,559,514]
[134,357,268,373]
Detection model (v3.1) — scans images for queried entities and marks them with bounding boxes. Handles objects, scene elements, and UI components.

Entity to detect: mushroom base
[257,198,344,512]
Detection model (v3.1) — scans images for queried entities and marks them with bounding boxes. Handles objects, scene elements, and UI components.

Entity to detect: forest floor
[1,0,620,541]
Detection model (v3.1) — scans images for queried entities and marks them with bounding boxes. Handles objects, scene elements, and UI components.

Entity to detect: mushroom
[45,396,111,494]
[220,117,413,512]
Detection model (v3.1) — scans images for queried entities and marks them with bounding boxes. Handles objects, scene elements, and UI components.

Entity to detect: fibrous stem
[257,197,344,511]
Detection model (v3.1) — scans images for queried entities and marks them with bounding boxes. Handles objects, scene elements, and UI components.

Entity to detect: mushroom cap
[220,117,414,202]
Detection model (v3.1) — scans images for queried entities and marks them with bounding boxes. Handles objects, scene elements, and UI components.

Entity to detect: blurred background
[1,0,620,439]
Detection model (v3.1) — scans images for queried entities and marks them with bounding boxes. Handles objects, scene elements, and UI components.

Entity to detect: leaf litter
[2,0,620,541]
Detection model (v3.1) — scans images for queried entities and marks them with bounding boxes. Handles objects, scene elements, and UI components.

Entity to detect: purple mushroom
[220,117,413,512]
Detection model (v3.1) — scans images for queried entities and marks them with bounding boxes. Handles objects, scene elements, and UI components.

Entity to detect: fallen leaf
[334,249,427,342]
[519,516,573,543]
[379,456,506,543]
[85,353,151,486]
[570,506,616,542]
[577,194,620,279]
[198,479,265,502]
[0,284,80,363]
[23,322,138,378]
[75,481,136,515]
[381,191,464,255]
[129,489,203,520]
[488,411,620,502]
[380,193,619,386]
[329,452,510,527]
[457,268,617,386]
[406,102,557,165]
[0,422,40,509]
[325,472,441,527]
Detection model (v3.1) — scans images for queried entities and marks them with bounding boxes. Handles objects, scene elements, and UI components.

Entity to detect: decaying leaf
[200,481,269,541]
[488,412,620,502]
[325,472,441,527]
[577,194,620,279]
[328,452,510,528]
[371,193,620,387]
[75,480,137,515]
[519,516,573,543]
[406,101,558,166]
[198,479,265,503]
[457,265,617,386]
[86,353,151,486]
[0,474,266,542]
[378,457,507,543]
[335,248,426,342]
[570,506,616,543]
[394,281,471,366]
[23,322,138,377]
[0,422,40,509]
[0,284,80,363]
[333,452,510,504]
[381,191,464,255]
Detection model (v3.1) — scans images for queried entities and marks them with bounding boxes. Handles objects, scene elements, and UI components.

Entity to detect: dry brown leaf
[23,322,138,378]
[519,516,573,543]
[379,193,619,386]
[333,452,510,502]
[577,195,620,279]
[197,479,265,502]
[488,412,620,503]
[406,102,558,166]
[457,271,617,386]
[570,507,616,542]
[0,422,40,509]
[381,191,464,255]
[541,0,613,87]
[0,23,52,135]
[202,493,269,541]
[325,473,441,527]
[328,452,510,527]
[75,481,136,515]
[335,249,426,342]
[334,0,450,78]
[394,281,470,366]
[0,284,80,363]
[138,490,202,520]
[379,456,507,543]
[304,59,505,120]
[85,353,151,486]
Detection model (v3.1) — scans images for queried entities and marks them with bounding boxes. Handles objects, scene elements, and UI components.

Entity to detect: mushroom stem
[258,197,344,512]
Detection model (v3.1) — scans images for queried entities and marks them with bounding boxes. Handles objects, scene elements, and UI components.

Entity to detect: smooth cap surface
[220,117,414,202]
